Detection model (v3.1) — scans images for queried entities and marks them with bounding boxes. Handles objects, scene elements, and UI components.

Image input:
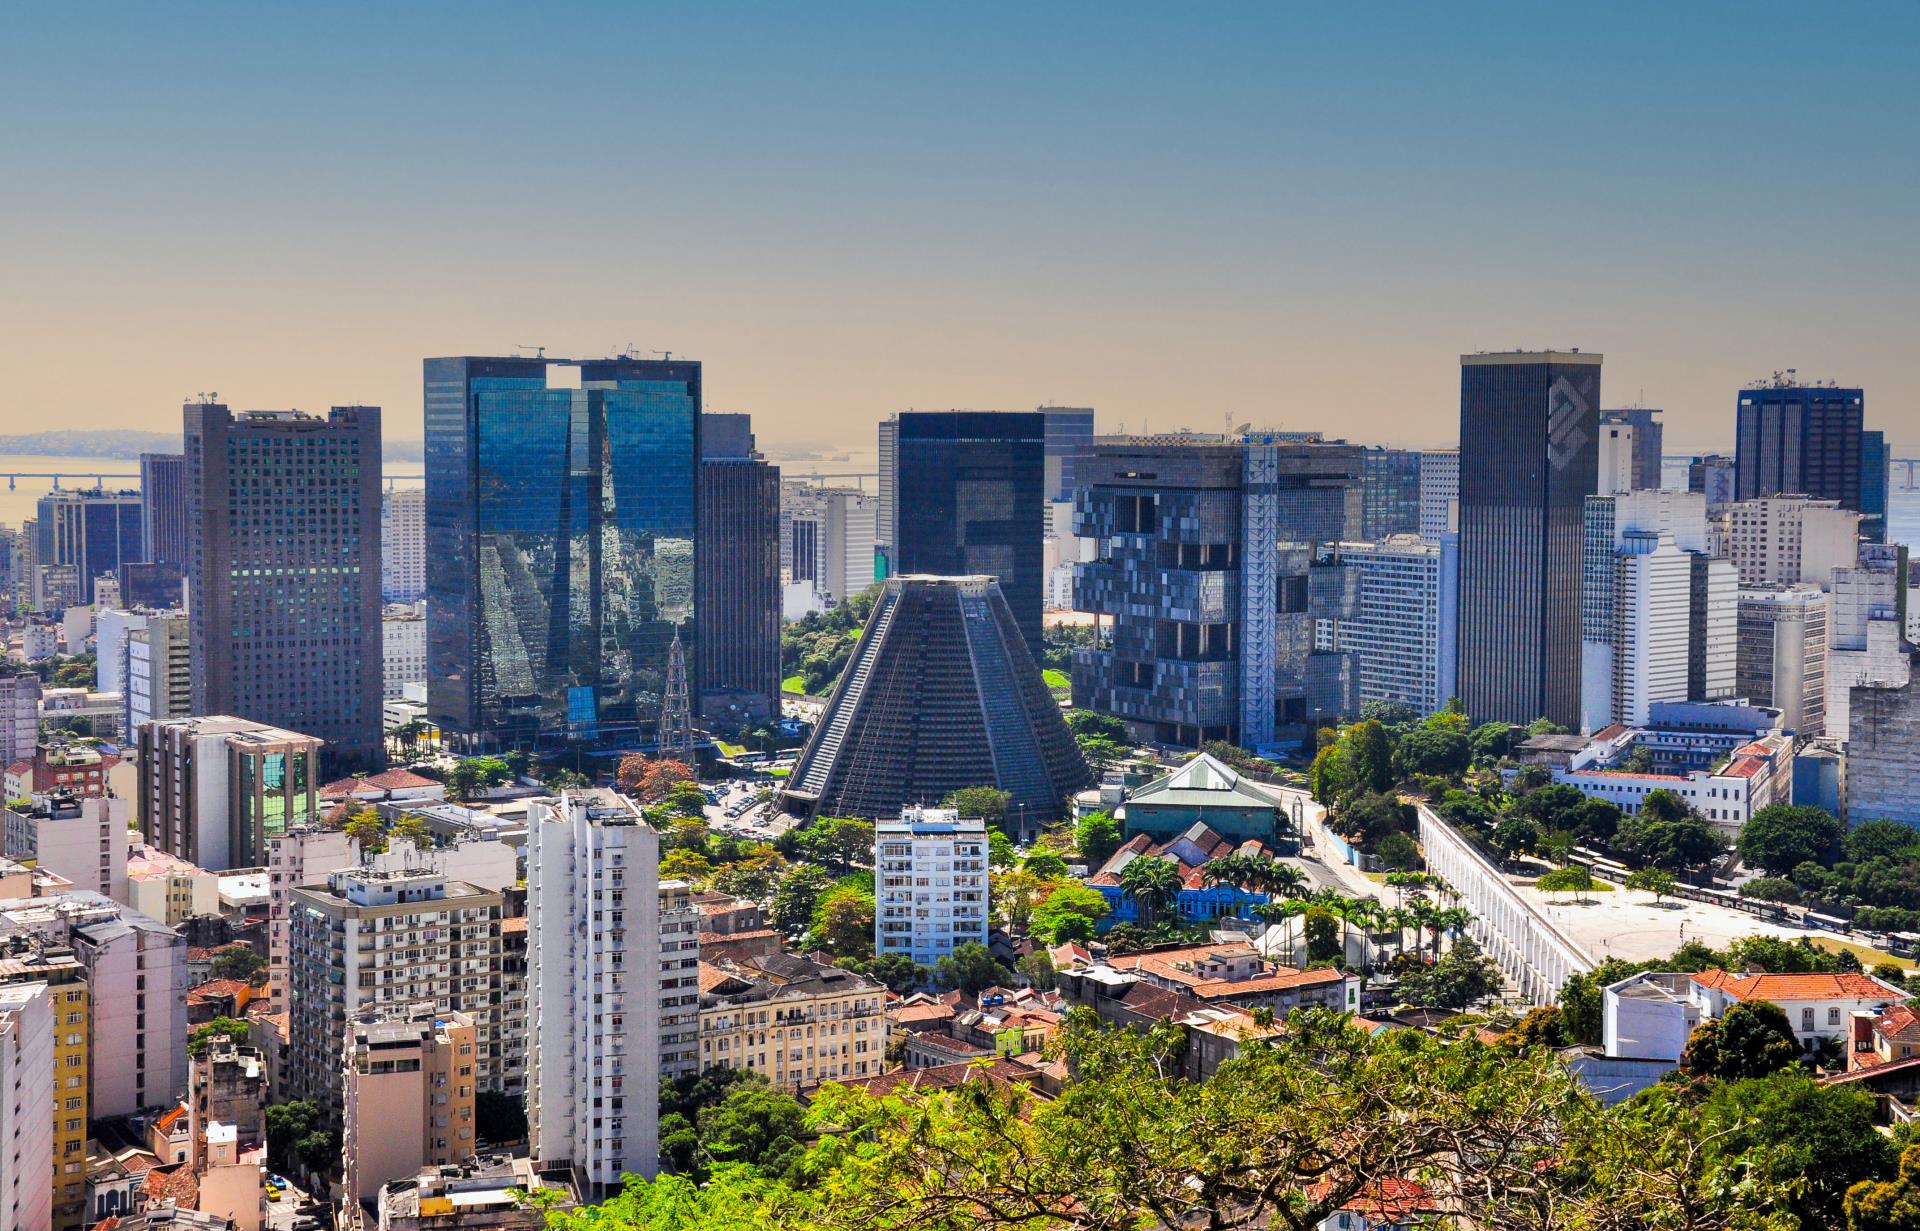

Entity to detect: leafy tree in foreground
[1700,1070,1894,1231]
[1029,882,1109,945]
[1073,811,1122,865]
[935,941,1013,995]
[1680,999,1801,1082]
[208,945,267,985]
[1737,803,1843,877]
[1396,937,1502,1010]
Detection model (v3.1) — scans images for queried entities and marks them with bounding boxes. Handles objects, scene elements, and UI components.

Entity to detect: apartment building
[874,807,989,967]
[0,941,87,1230]
[2,793,129,902]
[136,716,324,871]
[1716,495,1860,588]
[0,981,55,1231]
[126,848,221,927]
[526,791,666,1196]
[659,880,701,1081]
[342,1010,478,1210]
[284,867,501,1113]
[698,954,886,1090]
[263,826,355,1009]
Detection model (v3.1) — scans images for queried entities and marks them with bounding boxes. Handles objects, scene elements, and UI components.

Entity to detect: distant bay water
[0,454,424,530]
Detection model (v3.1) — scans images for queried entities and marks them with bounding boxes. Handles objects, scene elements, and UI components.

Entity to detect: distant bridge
[0,473,139,491]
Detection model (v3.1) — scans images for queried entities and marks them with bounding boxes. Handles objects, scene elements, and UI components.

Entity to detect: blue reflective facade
[426,356,699,749]
[36,489,144,604]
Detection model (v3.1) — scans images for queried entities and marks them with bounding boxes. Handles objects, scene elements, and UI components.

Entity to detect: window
[1801,1008,1815,1032]
[1829,1007,1842,1025]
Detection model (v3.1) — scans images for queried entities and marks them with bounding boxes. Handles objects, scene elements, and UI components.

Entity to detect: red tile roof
[1306,1178,1432,1221]
[152,1105,187,1133]
[186,979,247,1004]
[848,1057,1049,1101]
[365,769,439,789]
[1593,724,1630,740]
[499,916,528,934]
[1693,969,1901,1002]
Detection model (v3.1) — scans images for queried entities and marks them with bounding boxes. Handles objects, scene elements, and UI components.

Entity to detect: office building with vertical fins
[1456,351,1601,729]
[425,356,698,752]
[695,413,780,725]
[139,452,188,567]
[780,575,1087,834]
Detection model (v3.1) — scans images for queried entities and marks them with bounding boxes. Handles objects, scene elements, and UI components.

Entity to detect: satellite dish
[1234,422,1252,435]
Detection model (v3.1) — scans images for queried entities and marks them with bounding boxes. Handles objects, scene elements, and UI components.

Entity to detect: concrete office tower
[1846,653,1920,828]
[109,611,190,733]
[0,672,42,770]
[1718,496,1860,588]
[1312,535,1459,715]
[1359,447,1422,539]
[382,604,426,701]
[0,982,54,1231]
[1601,408,1664,492]
[526,791,668,1196]
[780,478,824,586]
[136,716,323,870]
[1737,585,1829,734]
[264,826,355,1009]
[185,402,384,770]
[696,414,780,726]
[37,488,143,605]
[874,807,989,966]
[884,411,1046,652]
[285,866,502,1113]
[381,488,426,602]
[1735,378,1866,510]
[1826,547,1914,740]
[820,488,878,605]
[342,1011,478,1211]
[3,795,129,901]
[1072,435,1362,747]
[1041,406,1096,503]
[425,356,698,752]
[783,576,1088,831]
[1580,490,1737,731]
[1457,351,1602,729]
[139,453,188,566]
[1688,454,1738,510]
[1595,420,1636,496]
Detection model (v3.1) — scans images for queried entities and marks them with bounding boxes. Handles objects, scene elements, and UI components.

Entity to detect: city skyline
[3,6,1917,456]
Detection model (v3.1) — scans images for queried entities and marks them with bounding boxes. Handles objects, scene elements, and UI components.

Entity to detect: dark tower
[695,413,781,726]
[781,575,1088,828]
[1735,378,1865,510]
[1456,351,1601,729]
[184,402,384,770]
[886,412,1046,653]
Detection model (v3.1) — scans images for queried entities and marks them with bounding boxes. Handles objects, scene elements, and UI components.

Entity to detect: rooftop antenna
[653,350,673,362]
[517,344,547,359]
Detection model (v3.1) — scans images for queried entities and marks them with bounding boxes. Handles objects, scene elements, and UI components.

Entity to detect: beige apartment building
[342,1010,478,1209]
[698,954,886,1091]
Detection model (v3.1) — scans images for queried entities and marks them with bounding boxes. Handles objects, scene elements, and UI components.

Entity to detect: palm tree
[1267,862,1309,900]
[1198,854,1247,891]
[1117,855,1183,928]
[1406,900,1440,959]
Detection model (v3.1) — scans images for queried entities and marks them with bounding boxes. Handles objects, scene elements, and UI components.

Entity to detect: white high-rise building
[820,488,878,606]
[526,791,666,1197]
[1580,490,1737,731]
[1826,548,1914,741]
[1417,448,1459,542]
[382,488,426,602]
[658,880,701,1081]
[383,604,427,700]
[874,807,989,967]
[2,794,129,902]
[1737,585,1829,735]
[1312,535,1458,714]
[0,981,54,1231]
[124,612,190,733]
[1716,496,1860,588]
[1596,421,1636,496]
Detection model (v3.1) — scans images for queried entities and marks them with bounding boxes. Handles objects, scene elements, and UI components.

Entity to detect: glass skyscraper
[888,411,1046,653]
[1456,351,1601,729]
[425,356,699,750]
[36,488,143,604]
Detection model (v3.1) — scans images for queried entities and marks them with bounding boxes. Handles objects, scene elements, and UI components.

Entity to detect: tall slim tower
[1456,351,1601,728]
[425,356,699,751]
[185,402,383,770]
[139,452,188,566]
[658,628,693,762]
[695,413,780,725]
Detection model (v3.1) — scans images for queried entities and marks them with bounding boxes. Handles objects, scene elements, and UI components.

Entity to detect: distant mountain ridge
[0,430,424,463]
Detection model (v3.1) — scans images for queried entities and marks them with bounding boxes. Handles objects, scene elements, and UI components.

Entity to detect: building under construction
[780,575,1088,832]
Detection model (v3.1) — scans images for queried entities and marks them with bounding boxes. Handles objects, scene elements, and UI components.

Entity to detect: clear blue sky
[3,4,1915,454]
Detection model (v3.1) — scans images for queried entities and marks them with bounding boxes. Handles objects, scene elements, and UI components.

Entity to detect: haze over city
[4,4,1917,453]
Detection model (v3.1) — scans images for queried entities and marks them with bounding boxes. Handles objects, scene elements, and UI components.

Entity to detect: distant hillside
[0,430,424,464]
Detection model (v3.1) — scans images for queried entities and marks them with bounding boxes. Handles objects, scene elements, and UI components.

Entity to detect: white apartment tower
[265,826,356,1009]
[382,488,426,602]
[874,807,990,967]
[382,605,427,700]
[658,880,701,1081]
[1581,490,1737,731]
[0,982,54,1231]
[526,790,666,1196]
[1826,547,1915,741]
[1313,535,1459,715]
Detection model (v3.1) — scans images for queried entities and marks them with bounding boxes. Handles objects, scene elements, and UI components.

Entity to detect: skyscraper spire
[658,627,693,763]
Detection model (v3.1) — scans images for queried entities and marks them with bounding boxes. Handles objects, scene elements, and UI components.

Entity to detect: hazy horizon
[4,5,1916,456]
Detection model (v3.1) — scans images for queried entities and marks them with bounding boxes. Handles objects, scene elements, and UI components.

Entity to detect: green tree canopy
[1738,803,1843,877]
[1680,999,1801,1081]
[1073,812,1122,865]
[935,941,1013,995]
[1030,882,1109,945]
[942,786,1010,827]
